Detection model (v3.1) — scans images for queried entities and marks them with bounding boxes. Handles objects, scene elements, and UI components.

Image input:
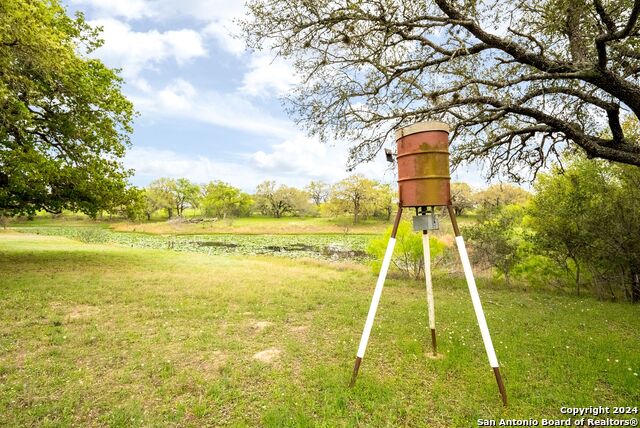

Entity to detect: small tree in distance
[146,178,177,219]
[202,181,252,219]
[329,174,378,224]
[475,184,530,214]
[305,180,330,206]
[255,180,310,218]
[173,178,201,217]
[450,182,475,216]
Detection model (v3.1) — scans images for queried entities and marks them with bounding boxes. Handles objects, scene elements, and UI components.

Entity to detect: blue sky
[63,0,484,192]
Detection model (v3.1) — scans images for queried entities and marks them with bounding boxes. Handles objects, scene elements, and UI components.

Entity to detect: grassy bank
[0,232,638,427]
[5,214,393,235]
[4,210,477,236]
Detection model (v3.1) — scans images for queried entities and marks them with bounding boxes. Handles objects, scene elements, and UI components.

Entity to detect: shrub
[73,228,111,244]
[367,221,445,280]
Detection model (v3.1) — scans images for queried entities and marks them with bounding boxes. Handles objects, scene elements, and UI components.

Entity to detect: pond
[12,227,374,262]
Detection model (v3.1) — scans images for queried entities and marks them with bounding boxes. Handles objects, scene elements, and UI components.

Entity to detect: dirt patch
[251,321,273,331]
[425,352,446,360]
[252,348,282,363]
[290,325,308,333]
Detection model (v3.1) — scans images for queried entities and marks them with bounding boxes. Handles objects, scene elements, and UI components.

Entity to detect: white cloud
[131,79,293,138]
[203,21,245,56]
[240,55,298,97]
[249,134,394,186]
[126,135,393,191]
[251,135,345,181]
[125,147,248,187]
[88,18,207,78]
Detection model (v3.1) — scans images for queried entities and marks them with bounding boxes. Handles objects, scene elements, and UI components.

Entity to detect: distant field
[5,211,476,236]
[0,232,638,427]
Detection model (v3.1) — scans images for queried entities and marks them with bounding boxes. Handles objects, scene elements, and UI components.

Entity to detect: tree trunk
[353,201,359,224]
[632,271,640,304]
[575,260,580,296]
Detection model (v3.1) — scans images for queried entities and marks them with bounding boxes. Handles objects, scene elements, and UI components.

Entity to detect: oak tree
[202,181,252,219]
[1,0,136,216]
[243,0,640,180]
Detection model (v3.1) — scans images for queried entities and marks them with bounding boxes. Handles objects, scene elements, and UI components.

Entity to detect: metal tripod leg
[448,206,508,406]
[422,230,436,355]
[350,206,403,387]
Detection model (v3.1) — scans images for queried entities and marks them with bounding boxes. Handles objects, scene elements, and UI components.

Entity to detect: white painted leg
[422,231,436,354]
[356,236,396,359]
[349,236,396,386]
[454,236,499,367]
[454,235,507,405]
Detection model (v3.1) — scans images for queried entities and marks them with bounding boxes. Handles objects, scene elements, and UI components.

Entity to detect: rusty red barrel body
[395,121,451,207]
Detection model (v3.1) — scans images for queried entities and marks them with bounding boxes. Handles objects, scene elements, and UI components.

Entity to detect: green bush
[367,221,445,280]
[72,228,111,244]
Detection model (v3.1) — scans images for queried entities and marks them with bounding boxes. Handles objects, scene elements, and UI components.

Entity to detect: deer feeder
[396,121,451,207]
[349,121,508,407]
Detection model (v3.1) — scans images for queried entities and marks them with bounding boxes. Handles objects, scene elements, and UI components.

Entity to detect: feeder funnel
[395,121,450,207]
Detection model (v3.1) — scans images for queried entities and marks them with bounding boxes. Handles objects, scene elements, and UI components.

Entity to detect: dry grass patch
[252,348,282,363]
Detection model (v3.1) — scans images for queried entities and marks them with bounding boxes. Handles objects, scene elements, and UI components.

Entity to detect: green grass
[7,212,393,235]
[6,210,477,236]
[0,232,638,427]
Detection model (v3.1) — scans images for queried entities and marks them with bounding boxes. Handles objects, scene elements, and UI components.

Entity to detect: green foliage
[145,178,177,219]
[466,204,531,285]
[108,187,146,222]
[201,181,252,219]
[304,180,330,206]
[72,228,111,244]
[0,0,135,217]
[371,183,396,220]
[450,182,475,215]
[367,221,444,280]
[328,174,381,224]
[473,184,531,216]
[172,178,201,217]
[255,180,311,218]
[528,154,640,302]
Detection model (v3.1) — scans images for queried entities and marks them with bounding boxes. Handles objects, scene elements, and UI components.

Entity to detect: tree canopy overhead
[243,0,640,180]
[0,0,135,216]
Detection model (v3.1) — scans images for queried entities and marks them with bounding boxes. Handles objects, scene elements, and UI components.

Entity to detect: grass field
[6,211,476,236]
[6,214,393,235]
[1,232,638,427]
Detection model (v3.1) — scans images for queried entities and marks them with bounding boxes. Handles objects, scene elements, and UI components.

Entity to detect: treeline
[462,156,640,303]
[128,174,396,224]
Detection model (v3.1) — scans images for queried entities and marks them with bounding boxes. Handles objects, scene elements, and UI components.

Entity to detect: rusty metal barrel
[395,121,451,207]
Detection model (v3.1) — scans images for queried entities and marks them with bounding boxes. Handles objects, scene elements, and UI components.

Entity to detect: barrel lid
[395,121,449,140]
